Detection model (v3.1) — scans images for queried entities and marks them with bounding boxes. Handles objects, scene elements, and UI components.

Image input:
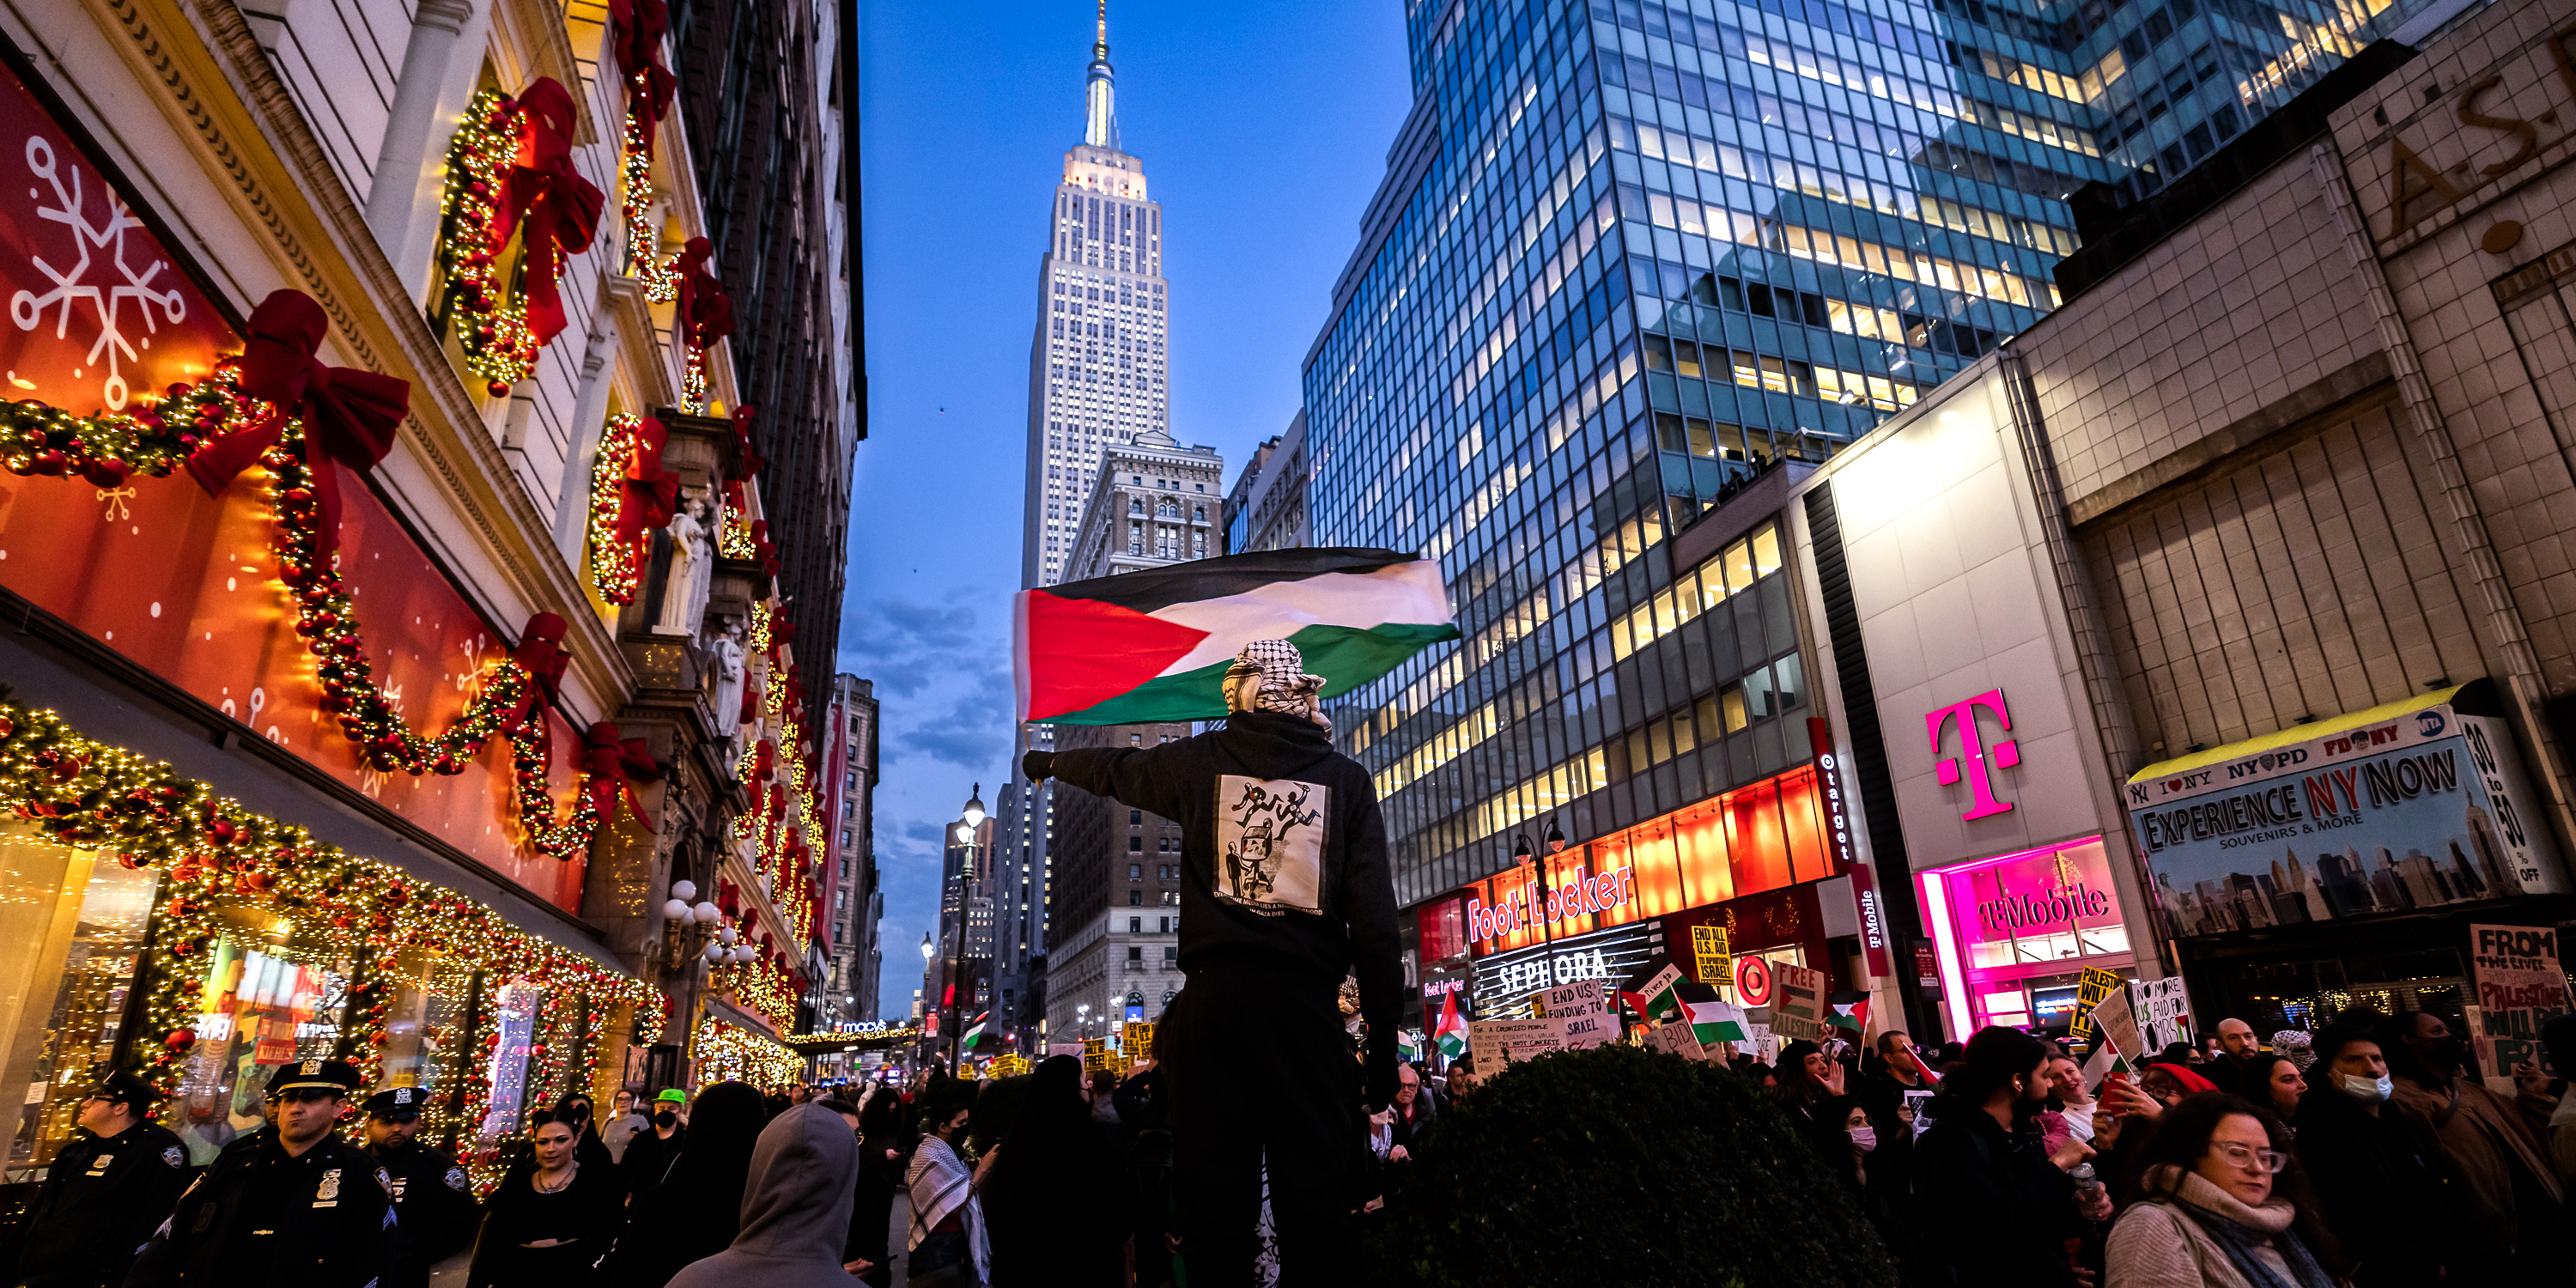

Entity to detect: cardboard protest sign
[1546,978,1615,1048]
[2069,967,2124,1046]
[1747,1022,1777,1066]
[2469,924,2573,1090]
[1903,1089,1935,1138]
[1467,1018,1563,1066]
[1770,963,1831,1042]
[2133,977,2192,1052]
[1126,1022,1157,1062]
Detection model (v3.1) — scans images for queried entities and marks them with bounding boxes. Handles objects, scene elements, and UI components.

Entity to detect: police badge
[314,1167,342,1207]
[444,1166,469,1191]
[161,1145,184,1168]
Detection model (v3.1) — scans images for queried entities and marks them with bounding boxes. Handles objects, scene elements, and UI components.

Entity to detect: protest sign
[1546,978,1615,1048]
[1691,924,1732,985]
[2133,977,2192,1052]
[1747,1022,1777,1066]
[2068,967,2124,1046]
[2087,984,2142,1062]
[1770,963,1830,1042]
[2469,924,2573,1090]
[1467,1017,1563,1066]
[1126,1021,1157,1062]
[1903,1089,1935,1138]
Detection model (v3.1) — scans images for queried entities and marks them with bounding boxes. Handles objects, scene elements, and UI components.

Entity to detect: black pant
[1166,971,1360,1288]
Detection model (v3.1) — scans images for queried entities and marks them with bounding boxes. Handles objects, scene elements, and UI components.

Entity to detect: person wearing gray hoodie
[664,1102,863,1288]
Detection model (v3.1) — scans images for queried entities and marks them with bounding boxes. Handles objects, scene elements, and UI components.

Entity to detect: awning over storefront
[2126,682,2470,785]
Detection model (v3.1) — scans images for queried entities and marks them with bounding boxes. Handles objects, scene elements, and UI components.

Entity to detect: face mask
[2338,1072,2392,1103]
[653,1109,677,1127]
[1849,1126,1878,1152]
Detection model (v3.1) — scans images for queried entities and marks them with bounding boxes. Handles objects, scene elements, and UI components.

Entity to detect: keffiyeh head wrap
[2271,1030,2313,1072]
[1224,639,1331,732]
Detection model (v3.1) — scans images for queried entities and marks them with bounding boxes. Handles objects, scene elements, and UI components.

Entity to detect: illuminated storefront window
[1918,836,2135,1036]
[0,837,158,1170]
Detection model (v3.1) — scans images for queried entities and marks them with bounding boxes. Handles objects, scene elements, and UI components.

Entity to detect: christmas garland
[0,701,661,1102]
[586,413,651,604]
[621,102,676,301]
[436,89,541,398]
[693,1013,803,1089]
[0,365,640,864]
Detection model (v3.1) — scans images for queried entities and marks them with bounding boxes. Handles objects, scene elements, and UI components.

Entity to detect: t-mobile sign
[1926,689,2020,821]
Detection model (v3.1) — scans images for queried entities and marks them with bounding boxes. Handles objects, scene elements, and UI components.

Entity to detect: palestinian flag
[1434,991,1468,1057]
[962,1012,989,1050]
[1398,1030,1425,1062]
[1015,549,1458,724]
[2079,1030,2131,1088]
[1828,990,1871,1035]
[1897,1041,1944,1085]
[1675,981,1748,1046]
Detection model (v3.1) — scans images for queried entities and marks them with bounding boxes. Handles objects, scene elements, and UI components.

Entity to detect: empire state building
[1022,3,1169,588]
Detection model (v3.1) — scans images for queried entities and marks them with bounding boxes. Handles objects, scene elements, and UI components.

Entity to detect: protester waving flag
[1014,549,1458,723]
[1433,990,1468,1058]
[962,1012,988,1051]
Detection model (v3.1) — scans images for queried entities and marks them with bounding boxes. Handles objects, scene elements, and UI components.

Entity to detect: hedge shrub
[1362,1045,1894,1288]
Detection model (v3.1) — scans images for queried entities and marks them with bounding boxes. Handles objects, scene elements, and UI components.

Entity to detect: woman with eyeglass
[2101,1092,2350,1288]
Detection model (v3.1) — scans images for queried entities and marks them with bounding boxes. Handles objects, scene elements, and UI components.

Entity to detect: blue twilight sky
[844,0,1412,1020]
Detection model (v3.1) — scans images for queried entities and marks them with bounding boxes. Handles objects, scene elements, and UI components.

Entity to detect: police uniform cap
[264,1058,361,1097]
[364,1086,425,1120]
[87,1070,162,1115]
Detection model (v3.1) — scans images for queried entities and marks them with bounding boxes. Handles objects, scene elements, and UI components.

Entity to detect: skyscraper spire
[1084,0,1118,149]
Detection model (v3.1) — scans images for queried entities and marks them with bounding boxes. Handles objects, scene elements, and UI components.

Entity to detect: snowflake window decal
[8,136,187,410]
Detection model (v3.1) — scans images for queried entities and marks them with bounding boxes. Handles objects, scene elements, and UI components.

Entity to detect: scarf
[904,1135,987,1276]
[1224,639,1331,732]
[2148,1165,2336,1288]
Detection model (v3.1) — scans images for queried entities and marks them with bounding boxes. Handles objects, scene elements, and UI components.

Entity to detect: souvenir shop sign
[2127,682,2566,939]
[2468,924,2572,1089]
[0,61,584,911]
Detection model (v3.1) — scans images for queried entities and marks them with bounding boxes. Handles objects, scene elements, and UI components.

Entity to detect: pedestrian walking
[2102,1093,2344,1288]
[2290,1023,2457,1286]
[360,1087,478,1288]
[1023,638,1405,1288]
[2376,1010,2564,1280]
[125,1059,397,1288]
[620,1090,688,1198]
[843,1091,912,1288]
[465,1113,620,1288]
[979,1056,1123,1285]
[600,1089,649,1164]
[665,1103,862,1288]
[599,1081,768,1288]
[1908,1026,2111,1288]
[905,1082,989,1288]
[10,1072,190,1288]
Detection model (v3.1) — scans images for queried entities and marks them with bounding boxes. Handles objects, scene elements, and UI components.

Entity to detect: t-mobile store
[1413,733,1885,1032]
[1786,371,2160,1044]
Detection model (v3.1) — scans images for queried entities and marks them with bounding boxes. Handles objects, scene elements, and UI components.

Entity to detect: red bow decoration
[499,611,571,733]
[750,519,780,578]
[609,0,677,156]
[726,404,765,481]
[617,416,681,553]
[581,721,662,835]
[186,289,412,564]
[738,679,761,723]
[674,237,734,351]
[495,78,605,348]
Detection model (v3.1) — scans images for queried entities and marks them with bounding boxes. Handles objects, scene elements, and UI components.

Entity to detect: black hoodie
[1053,709,1403,1090]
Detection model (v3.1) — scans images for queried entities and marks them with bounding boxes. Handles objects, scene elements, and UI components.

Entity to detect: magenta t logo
[1926,689,2020,820]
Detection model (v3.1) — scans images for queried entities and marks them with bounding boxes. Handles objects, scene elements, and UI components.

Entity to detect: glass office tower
[1307,0,2446,923]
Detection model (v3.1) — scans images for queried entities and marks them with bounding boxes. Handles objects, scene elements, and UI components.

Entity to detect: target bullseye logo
[1733,955,1773,1008]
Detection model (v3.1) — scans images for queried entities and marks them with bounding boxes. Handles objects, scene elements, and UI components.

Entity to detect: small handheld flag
[1828,990,1871,1035]
[962,1012,989,1050]
[1434,991,1468,1058]
[1674,980,1749,1046]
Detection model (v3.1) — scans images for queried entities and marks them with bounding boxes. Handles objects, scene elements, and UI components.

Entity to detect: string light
[586,414,649,605]
[621,82,677,303]
[0,701,661,1105]
[692,1015,803,1090]
[437,89,540,398]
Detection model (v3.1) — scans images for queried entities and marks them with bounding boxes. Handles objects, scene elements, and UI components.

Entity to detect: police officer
[124,1059,395,1288]
[10,1072,191,1288]
[359,1089,476,1288]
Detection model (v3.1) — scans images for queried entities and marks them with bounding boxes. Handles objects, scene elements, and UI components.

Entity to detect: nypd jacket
[12,1120,191,1288]
[123,1129,396,1288]
[1051,709,1403,1097]
[367,1139,478,1279]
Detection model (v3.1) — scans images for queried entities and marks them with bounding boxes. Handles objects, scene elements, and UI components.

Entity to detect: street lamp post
[917,932,933,1074]
[946,786,986,1073]
[1510,819,1570,1010]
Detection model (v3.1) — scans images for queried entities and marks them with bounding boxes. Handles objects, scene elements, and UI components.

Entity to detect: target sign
[1734,955,1775,1008]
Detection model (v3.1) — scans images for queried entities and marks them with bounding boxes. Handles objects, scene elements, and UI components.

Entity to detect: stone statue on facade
[657,490,714,638]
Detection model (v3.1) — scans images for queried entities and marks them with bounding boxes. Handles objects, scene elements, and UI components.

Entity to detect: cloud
[894,667,1014,771]
[840,597,988,698]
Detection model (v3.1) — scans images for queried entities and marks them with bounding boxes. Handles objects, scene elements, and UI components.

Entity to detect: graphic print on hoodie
[1217,775,1325,915]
